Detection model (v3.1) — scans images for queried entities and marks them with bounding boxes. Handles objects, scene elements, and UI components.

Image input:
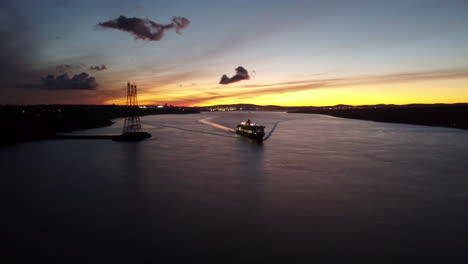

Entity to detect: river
[2,111,468,262]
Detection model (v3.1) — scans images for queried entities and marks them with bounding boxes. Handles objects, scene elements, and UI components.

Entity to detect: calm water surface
[3,112,468,262]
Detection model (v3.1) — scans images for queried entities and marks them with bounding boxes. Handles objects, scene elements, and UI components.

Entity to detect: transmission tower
[122,82,142,134]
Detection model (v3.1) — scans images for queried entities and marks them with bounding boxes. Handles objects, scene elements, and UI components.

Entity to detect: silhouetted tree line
[289,104,468,130]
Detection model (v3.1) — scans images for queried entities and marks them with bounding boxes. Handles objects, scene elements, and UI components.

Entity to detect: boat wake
[198,118,235,132]
[142,121,236,138]
[263,121,281,141]
[263,119,295,141]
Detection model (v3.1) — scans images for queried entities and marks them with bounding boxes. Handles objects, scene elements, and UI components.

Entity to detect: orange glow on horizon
[102,75,468,107]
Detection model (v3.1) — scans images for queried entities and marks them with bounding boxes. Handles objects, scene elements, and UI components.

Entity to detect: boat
[236,121,265,141]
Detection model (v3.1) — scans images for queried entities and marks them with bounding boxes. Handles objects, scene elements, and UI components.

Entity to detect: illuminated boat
[236,121,265,141]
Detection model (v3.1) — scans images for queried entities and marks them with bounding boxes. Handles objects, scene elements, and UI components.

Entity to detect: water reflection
[119,142,142,192]
[234,136,264,212]
[235,136,264,172]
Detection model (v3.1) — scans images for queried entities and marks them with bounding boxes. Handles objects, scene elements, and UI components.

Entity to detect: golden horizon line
[3,101,468,107]
[99,67,468,107]
[10,102,460,107]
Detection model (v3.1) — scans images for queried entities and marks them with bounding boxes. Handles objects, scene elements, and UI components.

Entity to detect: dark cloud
[219,66,250,85]
[89,64,107,71]
[40,72,98,90]
[97,15,190,41]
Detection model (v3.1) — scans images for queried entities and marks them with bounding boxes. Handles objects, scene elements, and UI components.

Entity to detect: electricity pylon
[122,82,142,134]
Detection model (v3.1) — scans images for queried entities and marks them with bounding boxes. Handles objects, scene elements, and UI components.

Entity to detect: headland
[0,105,199,145]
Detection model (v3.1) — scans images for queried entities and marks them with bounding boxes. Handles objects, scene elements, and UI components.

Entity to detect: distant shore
[0,105,200,146]
[288,104,468,130]
[3,103,467,146]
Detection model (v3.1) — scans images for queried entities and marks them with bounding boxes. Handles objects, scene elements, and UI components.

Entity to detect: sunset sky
[1,0,468,106]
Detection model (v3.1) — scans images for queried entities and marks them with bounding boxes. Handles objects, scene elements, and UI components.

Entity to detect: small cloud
[55,64,73,73]
[41,72,98,90]
[97,15,190,41]
[219,66,250,85]
[89,64,107,71]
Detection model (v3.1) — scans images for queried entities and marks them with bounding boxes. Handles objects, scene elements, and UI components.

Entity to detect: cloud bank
[219,66,250,85]
[97,15,190,41]
[41,72,98,90]
[89,64,107,71]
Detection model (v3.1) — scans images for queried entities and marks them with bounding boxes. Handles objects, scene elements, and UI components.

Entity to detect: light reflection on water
[2,112,468,261]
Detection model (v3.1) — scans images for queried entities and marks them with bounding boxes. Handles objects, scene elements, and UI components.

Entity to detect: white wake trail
[198,118,235,132]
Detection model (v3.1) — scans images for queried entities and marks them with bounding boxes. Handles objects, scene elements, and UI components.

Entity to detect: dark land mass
[0,105,199,145]
[3,103,467,145]
[201,103,286,111]
[288,103,468,130]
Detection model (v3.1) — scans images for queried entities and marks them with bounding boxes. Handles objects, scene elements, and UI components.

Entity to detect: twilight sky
[1,0,468,106]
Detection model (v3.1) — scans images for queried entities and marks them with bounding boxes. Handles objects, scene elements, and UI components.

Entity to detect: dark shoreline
[0,105,200,146]
[288,104,468,130]
[3,103,467,146]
